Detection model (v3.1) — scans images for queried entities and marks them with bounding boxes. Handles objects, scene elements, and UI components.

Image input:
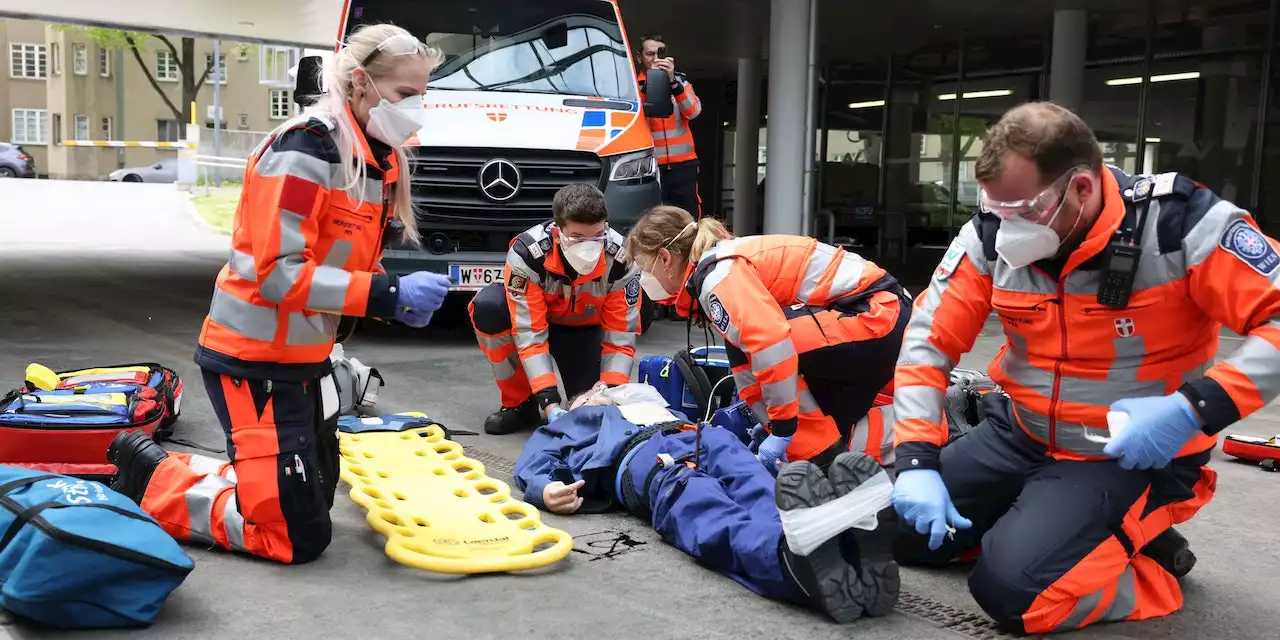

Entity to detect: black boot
[775,453,899,624]
[483,398,542,435]
[1140,528,1196,578]
[106,430,169,504]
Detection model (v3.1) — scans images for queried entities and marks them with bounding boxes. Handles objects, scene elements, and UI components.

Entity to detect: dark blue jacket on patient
[513,406,661,513]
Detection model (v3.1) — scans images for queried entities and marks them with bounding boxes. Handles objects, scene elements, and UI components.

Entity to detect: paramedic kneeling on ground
[513,396,899,623]
[891,101,1280,634]
[105,25,452,565]
[624,206,910,472]
[470,183,644,435]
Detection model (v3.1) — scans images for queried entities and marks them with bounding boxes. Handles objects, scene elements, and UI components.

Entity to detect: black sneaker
[106,430,169,504]
[1140,528,1196,578]
[482,398,542,435]
[826,452,900,617]
[776,453,897,623]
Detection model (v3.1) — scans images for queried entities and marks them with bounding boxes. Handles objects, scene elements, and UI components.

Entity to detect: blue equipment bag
[711,400,758,446]
[0,466,194,629]
[638,347,738,422]
[637,355,686,409]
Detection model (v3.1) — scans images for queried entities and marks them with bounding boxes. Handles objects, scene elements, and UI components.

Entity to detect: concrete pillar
[1049,7,1087,112]
[734,56,763,235]
[764,0,810,235]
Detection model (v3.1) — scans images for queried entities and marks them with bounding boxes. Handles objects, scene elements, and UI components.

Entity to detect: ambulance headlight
[609,150,657,182]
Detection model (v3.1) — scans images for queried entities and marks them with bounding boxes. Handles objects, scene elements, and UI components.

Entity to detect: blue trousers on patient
[626,426,801,602]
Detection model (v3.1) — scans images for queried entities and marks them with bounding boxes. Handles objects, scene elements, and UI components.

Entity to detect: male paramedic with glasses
[891,101,1280,635]
[469,183,644,435]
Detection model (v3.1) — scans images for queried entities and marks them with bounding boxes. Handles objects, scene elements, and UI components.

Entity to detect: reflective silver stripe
[893,385,944,425]
[751,339,796,374]
[1015,405,1108,457]
[475,332,511,351]
[827,252,867,299]
[995,262,1056,295]
[306,267,353,314]
[652,122,690,140]
[760,374,799,412]
[229,249,256,282]
[222,493,248,552]
[660,142,693,158]
[285,311,335,346]
[184,474,233,546]
[254,147,332,186]
[601,352,633,377]
[489,350,519,381]
[1221,319,1280,401]
[749,401,769,425]
[797,387,821,414]
[522,352,556,381]
[1185,201,1246,268]
[697,260,742,344]
[209,288,278,342]
[1055,565,1136,631]
[997,350,1166,409]
[849,413,871,454]
[323,240,353,268]
[604,330,635,349]
[507,248,545,348]
[796,243,838,303]
[224,467,238,483]
[188,454,227,476]
[679,91,701,118]
[896,224,989,373]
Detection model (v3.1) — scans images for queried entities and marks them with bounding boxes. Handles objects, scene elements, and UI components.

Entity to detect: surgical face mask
[994,216,1063,269]
[562,240,603,274]
[364,80,426,147]
[639,269,673,301]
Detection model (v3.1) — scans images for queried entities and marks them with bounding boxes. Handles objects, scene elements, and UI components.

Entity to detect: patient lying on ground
[512,384,901,624]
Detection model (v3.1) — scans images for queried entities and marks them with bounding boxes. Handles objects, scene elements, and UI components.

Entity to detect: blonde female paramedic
[104,24,451,564]
[625,206,911,473]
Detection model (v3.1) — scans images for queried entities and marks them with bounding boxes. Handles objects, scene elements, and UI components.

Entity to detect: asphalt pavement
[0,179,1276,640]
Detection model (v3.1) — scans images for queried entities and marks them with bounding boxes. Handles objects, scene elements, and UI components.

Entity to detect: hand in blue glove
[893,469,971,551]
[397,272,453,313]
[748,423,768,454]
[1104,393,1204,470]
[394,306,434,328]
[756,434,792,475]
[546,406,567,422]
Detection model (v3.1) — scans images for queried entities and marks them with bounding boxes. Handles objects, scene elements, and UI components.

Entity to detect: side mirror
[641,68,673,118]
[153,163,163,170]
[295,56,324,107]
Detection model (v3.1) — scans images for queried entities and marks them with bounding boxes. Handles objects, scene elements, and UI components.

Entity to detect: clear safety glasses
[978,165,1087,224]
[555,224,611,246]
[356,33,429,66]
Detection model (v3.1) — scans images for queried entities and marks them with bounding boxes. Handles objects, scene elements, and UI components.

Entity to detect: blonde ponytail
[623,205,732,267]
[688,217,730,264]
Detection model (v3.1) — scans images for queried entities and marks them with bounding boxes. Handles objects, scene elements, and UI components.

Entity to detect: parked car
[0,143,36,178]
[108,157,177,183]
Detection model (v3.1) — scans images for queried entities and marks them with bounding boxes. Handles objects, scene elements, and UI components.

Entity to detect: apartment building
[1,18,303,179]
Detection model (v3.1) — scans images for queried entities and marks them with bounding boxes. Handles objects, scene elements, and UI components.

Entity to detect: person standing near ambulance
[106,24,452,565]
[890,101,1280,634]
[470,183,644,435]
[636,34,703,217]
[624,205,911,472]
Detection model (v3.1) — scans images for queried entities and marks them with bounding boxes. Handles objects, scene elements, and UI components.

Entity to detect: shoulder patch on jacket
[707,293,730,332]
[935,241,966,280]
[625,275,641,305]
[508,272,529,296]
[1220,218,1280,276]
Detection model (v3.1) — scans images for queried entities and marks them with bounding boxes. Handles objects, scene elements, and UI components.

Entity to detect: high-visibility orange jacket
[638,70,701,165]
[504,222,644,407]
[893,166,1280,472]
[685,235,903,436]
[196,108,402,381]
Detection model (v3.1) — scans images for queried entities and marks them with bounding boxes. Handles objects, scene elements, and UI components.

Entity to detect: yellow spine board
[337,422,572,574]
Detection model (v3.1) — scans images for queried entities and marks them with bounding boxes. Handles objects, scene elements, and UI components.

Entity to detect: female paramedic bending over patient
[103,24,454,565]
[624,206,912,472]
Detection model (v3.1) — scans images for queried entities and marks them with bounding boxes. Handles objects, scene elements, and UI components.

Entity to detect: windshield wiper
[475,43,618,92]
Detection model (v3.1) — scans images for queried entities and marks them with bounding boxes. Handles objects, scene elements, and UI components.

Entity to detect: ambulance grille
[407,147,603,231]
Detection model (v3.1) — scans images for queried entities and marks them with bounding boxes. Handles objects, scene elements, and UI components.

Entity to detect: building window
[52,114,62,145]
[73,43,88,75]
[101,116,113,141]
[206,54,227,84]
[74,115,90,141]
[261,46,298,85]
[269,89,292,120]
[157,119,181,143]
[51,42,60,75]
[9,43,47,79]
[156,51,178,82]
[99,47,111,77]
[13,109,47,144]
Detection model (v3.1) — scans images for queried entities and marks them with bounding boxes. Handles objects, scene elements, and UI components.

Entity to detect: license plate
[448,264,504,291]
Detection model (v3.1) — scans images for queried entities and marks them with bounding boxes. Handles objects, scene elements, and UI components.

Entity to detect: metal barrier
[61,140,191,149]
[195,155,247,193]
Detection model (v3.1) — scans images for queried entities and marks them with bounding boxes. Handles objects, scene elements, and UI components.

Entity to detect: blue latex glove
[394,306,433,328]
[547,406,567,422]
[748,423,768,454]
[397,272,452,313]
[1104,393,1204,470]
[893,469,972,551]
[756,434,792,475]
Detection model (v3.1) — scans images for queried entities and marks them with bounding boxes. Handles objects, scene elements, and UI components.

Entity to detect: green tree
[53,26,216,124]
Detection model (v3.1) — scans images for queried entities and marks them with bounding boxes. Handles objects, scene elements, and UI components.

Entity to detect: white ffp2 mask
[994,216,1063,269]
[562,240,603,274]
[639,270,673,301]
[367,93,426,147]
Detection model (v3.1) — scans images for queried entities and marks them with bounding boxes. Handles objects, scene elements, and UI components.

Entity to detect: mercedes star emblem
[478,158,522,203]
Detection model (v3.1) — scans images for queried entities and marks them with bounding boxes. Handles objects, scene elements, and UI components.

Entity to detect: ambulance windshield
[344,0,638,103]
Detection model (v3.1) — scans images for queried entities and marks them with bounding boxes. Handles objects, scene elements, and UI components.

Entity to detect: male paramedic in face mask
[469,183,644,435]
[890,100,1280,634]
